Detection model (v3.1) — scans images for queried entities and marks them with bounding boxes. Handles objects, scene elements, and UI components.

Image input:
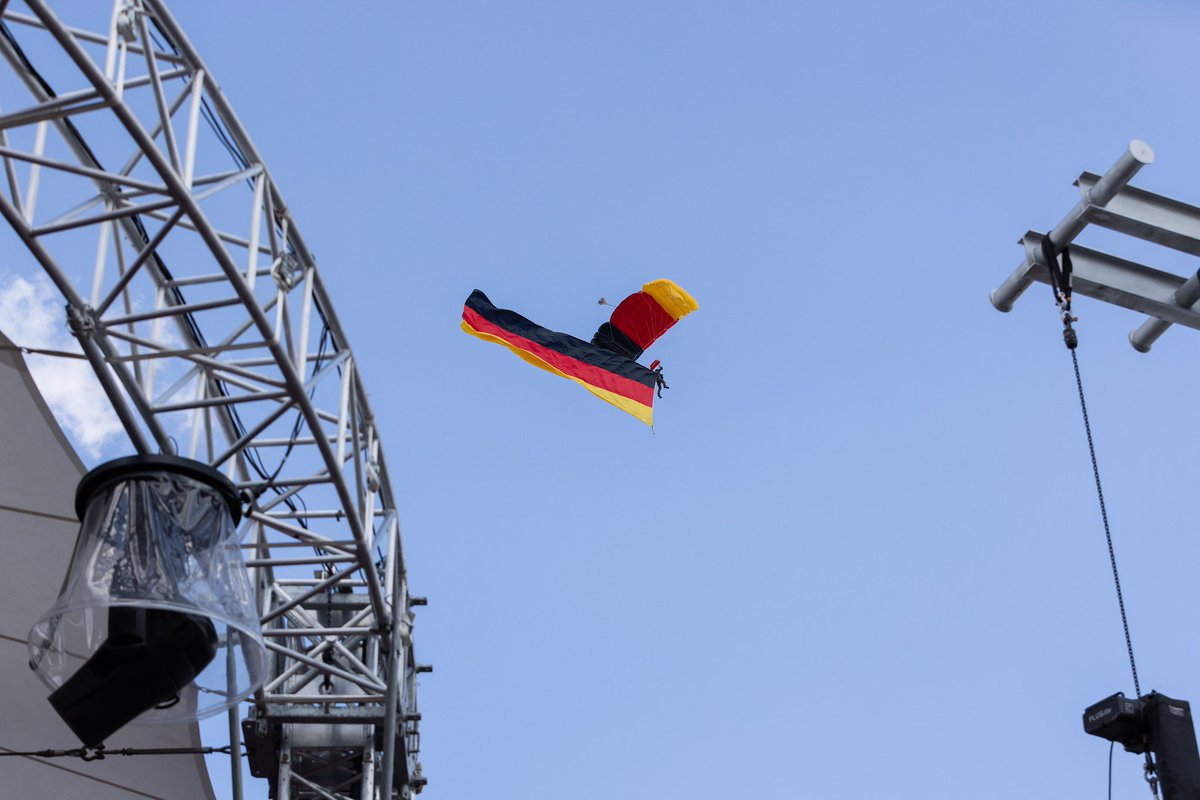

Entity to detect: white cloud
[0,274,125,458]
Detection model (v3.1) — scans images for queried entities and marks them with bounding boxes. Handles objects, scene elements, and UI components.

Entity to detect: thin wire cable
[1070,346,1141,697]
[0,344,88,360]
[1109,741,1114,800]
[0,745,234,759]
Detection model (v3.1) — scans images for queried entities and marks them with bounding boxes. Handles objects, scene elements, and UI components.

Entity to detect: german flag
[461,290,661,425]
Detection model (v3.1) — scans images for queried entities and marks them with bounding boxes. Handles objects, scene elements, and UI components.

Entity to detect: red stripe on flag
[463,306,654,406]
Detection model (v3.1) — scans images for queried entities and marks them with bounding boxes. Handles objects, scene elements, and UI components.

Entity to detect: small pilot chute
[461,280,697,425]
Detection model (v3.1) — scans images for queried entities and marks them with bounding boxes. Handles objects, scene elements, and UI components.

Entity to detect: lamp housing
[28,455,266,746]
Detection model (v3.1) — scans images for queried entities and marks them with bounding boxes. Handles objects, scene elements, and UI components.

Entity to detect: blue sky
[10,0,1200,797]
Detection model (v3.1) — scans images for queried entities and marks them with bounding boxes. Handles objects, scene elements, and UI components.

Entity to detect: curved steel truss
[0,1,424,797]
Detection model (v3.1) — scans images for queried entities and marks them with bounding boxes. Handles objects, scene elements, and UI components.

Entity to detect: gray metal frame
[0,2,423,798]
[992,139,1200,353]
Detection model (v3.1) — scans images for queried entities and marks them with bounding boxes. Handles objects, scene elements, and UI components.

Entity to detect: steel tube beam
[1015,232,1200,330]
[103,294,243,326]
[0,145,165,192]
[260,564,359,625]
[261,628,373,637]
[262,641,386,695]
[154,389,292,414]
[264,608,376,692]
[290,772,354,800]
[1076,171,1200,255]
[1129,272,1200,351]
[990,140,1154,311]
[95,208,185,315]
[262,706,391,723]
[379,533,405,800]
[263,695,387,704]
[1064,172,1200,351]
[241,539,359,550]
[1,10,185,62]
[31,195,179,236]
[246,555,358,568]
[0,65,186,128]
[227,643,244,800]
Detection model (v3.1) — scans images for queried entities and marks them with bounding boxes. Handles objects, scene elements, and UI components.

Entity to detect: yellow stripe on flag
[461,320,654,425]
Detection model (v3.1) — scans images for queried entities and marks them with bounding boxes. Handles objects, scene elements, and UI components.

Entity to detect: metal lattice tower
[0,2,425,797]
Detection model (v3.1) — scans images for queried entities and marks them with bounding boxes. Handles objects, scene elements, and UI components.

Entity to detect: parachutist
[462,280,697,425]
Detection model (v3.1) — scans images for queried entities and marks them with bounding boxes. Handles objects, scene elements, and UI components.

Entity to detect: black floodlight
[1084,692,1147,752]
[28,455,266,747]
[1084,691,1200,799]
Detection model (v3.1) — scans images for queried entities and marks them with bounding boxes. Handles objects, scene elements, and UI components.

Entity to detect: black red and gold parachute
[461,280,698,425]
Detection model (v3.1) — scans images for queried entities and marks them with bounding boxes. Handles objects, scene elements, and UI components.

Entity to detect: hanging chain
[1064,321,1141,698]
[1045,230,1157,795]
[1046,233,1143,699]
[1145,753,1160,798]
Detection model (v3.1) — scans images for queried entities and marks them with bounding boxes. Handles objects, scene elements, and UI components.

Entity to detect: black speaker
[48,607,217,747]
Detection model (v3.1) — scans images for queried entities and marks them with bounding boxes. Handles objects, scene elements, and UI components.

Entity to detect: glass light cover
[28,454,266,726]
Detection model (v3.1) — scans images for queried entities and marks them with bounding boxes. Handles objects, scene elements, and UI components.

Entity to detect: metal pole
[226,707,244,798]
[227,639,244,800]
[1129,272,1200,352]
[990,140,1154,311]
[379,523,405,800]
[277,726,292,799]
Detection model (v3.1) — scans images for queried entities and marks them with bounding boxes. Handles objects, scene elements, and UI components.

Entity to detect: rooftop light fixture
[27,455,266,747]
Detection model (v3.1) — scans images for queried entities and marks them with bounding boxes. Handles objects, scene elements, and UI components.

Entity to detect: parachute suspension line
[1046,233,1142,698]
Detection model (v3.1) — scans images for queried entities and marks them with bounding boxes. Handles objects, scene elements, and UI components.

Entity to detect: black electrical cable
[1109,741,1114,800]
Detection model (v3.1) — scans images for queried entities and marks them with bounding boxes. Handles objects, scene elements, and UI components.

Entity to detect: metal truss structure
[0,1,425,797]
[992,139,1200,353]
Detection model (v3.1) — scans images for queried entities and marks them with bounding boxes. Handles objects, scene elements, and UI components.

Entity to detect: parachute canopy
[591,279,699,360]
[460,281,697,425]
